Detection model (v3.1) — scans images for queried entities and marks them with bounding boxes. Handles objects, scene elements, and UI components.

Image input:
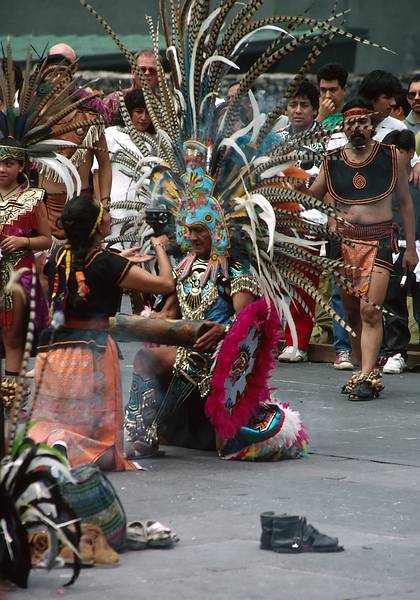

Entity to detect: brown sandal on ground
[59,528,94,567]
[83,524,120,567]
[59,523,119,568]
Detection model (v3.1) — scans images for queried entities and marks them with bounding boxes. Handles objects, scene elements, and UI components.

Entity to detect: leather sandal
[59,523,119,568]
[59,530,94,567]
[145,520,178,548]
[348,369,384,401]
[126,520,179,549]
[126,521,148,550]
[86,524,120,567]
[29,530,65,569]
[341,371,361,395]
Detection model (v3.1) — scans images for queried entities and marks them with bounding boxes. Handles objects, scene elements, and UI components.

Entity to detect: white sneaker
[278,346,308,362]
[383,353,406,374]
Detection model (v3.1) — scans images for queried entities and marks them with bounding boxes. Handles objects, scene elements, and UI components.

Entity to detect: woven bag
[60,464,127,552]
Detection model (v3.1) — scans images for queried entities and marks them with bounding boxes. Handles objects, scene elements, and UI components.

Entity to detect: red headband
[343,108,373,119]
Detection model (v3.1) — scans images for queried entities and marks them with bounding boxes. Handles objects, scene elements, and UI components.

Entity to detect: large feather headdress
[81,0,392,331]
[0,43,105,199]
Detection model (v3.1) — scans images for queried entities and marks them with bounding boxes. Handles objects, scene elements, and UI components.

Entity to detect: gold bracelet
[152,242,165,249]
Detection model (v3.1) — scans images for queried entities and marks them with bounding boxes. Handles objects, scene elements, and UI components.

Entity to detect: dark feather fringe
[6,265,36,455]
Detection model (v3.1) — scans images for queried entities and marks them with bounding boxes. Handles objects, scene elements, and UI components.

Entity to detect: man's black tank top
[323,142,397,205]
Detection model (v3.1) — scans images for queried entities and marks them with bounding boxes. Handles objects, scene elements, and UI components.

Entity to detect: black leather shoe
[260,511,275,550]
[271,515,343,553]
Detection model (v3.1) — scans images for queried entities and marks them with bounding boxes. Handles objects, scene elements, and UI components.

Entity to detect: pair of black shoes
[260,512,344,553]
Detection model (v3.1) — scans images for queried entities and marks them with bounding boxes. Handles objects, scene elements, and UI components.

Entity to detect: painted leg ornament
[1,374,31,419]
[124,372,160,457]
[341,371,362,395]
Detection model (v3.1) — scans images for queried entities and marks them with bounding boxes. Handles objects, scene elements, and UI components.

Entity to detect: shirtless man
[310,97,418,400]
[40,46,111,241]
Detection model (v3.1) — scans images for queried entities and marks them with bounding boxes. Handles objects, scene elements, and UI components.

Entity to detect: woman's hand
[0,236,28,252]
[120,246,153,263]
[151,235,170,251]
[193,321,226,352]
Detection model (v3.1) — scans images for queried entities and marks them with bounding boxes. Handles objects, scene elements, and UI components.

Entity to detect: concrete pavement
[8,356,420,600]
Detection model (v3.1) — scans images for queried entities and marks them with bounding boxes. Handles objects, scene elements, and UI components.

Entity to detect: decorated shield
[205,297,280,440]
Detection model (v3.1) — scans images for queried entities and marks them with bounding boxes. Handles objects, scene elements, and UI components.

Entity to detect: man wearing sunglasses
[405,76,420,154]
[102,49,159,125]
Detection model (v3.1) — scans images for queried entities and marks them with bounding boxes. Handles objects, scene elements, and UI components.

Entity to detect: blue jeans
[332,282,351,352]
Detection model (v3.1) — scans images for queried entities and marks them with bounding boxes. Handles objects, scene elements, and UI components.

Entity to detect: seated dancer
[30,196,174,471]
[124,191,309,460]
[310,98,418,400]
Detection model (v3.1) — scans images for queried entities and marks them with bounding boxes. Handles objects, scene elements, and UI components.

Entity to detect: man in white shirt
[325,70,420,186]
[404,75,420,150]
[358,70,420,186]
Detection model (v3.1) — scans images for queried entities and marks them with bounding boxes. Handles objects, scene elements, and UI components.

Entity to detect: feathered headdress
[81,0,393,332]
[0,43,104,199]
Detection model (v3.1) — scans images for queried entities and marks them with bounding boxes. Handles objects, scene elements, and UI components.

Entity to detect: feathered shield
[205,297,280,440]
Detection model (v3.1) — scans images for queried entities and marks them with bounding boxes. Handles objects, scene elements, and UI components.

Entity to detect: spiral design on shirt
[352,172,367,189]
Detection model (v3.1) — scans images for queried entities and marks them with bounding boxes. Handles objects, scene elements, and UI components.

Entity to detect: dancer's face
[343,113,373,149]
[0,159,22,188]
[187,224,212,259]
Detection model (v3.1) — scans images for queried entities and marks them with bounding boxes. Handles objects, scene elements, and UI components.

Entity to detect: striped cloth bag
[60,464,127,552]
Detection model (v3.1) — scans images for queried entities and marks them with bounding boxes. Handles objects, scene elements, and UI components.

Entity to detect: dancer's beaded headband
[0,142,26,162]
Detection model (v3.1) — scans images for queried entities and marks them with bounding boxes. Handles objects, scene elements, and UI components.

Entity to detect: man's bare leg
[339,290,362,366]
[359,267,389,374]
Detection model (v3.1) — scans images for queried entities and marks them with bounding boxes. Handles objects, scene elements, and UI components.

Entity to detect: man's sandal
[341,371,361,395]
[126,520,179,550]
[348,369,384,401]
[59,523,119,568]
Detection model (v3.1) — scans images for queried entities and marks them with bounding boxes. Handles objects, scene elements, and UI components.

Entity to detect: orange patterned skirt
[31,333,137,471]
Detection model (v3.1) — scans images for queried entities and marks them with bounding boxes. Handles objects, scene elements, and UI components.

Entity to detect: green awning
[4,34,162,61]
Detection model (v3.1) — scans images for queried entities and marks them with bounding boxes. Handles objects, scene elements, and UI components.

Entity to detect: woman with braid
[30,195,174,471]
